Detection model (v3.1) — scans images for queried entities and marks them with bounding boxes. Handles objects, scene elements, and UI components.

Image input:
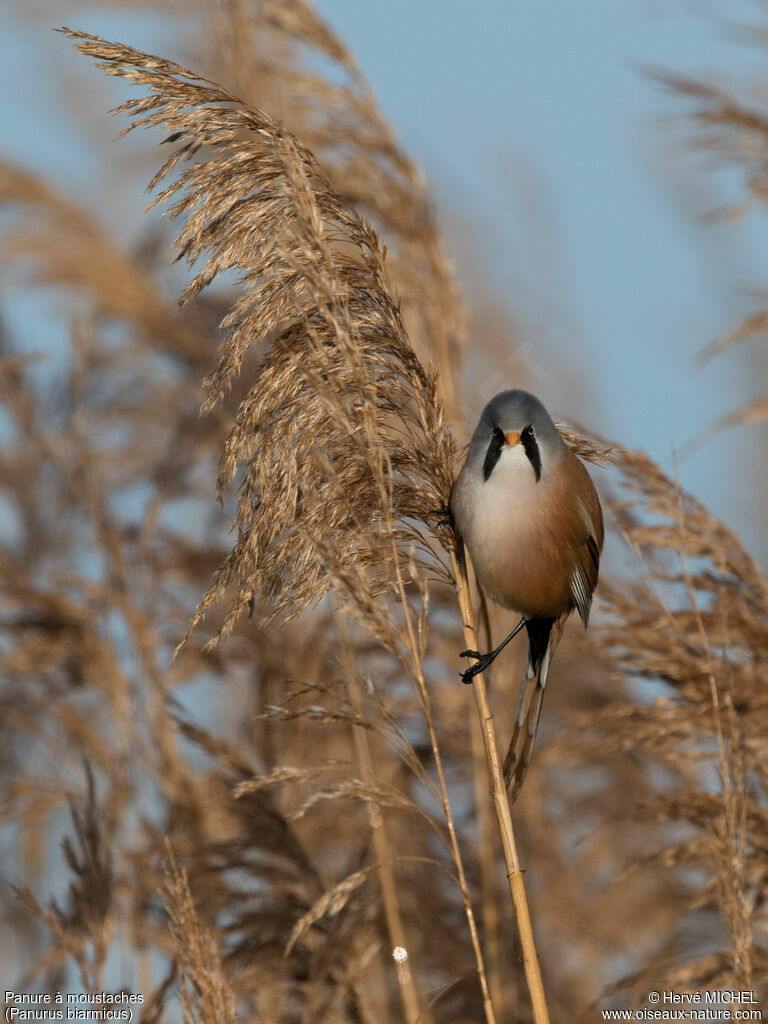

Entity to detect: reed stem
[344,650,425,1024]
[450,546,550,1024]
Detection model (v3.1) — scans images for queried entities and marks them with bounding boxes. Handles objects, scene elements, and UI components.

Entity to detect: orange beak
[505,430,521,447]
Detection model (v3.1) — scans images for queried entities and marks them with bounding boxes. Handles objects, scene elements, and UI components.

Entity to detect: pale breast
[452,446,579,619]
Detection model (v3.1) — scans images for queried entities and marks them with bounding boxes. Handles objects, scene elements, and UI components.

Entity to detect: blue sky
[1,0,767,556]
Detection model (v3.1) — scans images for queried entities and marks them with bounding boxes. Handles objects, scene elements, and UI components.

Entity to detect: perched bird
[451,389,603,801]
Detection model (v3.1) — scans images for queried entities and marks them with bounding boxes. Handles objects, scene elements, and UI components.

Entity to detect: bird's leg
[460,617,526,684]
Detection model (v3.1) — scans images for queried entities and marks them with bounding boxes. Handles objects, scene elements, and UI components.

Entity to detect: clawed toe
[460,654,491,684]
[428,505,455,530]
[460,662,483,684]
[459,648,480,659]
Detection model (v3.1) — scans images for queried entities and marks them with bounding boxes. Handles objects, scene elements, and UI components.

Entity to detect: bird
[451,389,603,801]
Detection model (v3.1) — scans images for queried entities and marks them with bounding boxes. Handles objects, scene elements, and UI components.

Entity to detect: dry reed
[0,2,766,1021]
[63,21,549,1019]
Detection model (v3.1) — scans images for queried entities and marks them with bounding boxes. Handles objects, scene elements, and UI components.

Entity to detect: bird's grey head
[469,390,565,483]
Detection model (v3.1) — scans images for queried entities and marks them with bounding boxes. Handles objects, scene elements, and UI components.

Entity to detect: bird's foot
[460,651,495,684]
[428,505,454,530]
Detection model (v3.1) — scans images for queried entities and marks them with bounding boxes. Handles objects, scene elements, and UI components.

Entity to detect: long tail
[503,617,562,802]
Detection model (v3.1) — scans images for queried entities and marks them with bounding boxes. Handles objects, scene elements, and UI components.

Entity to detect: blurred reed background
[1,1,767,1021]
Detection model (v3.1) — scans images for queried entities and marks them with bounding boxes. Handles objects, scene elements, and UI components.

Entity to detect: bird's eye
[491,425,503,439]
[524,424,535,437]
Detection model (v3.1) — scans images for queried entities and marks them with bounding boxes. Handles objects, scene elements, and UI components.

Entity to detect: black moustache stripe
[522,431,541,482]
[482,430,504,481]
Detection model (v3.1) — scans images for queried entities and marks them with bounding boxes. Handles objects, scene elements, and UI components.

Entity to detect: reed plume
[63,23,557,1020]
